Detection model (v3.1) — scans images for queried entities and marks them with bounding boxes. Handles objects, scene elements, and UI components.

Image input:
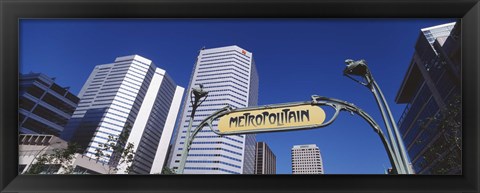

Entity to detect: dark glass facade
[395,21,461,174]
[19,73,79,136]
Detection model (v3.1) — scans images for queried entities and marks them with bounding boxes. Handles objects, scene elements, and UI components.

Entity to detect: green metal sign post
[344,59,414,174]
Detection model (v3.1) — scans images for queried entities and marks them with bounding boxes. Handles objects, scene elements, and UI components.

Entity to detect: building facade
[291,144,324,174]
[60,55,184,174]
[19,73,80,136]
[254,142,276,174]
[168,45,258,174]
[395,22,461,174]
[19,134,111,174]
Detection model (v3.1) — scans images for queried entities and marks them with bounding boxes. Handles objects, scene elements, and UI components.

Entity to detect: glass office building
[19,73,80,136]
[421,22,456,45]
[168,45,258,174]
[60,55,184,174]
[396,22,461,174]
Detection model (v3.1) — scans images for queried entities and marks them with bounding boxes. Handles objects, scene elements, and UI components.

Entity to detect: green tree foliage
[94,123,135,174]
[25,143,80,174]
[418,94,461,174]
[25,124,136,174]
[161,166,176,174]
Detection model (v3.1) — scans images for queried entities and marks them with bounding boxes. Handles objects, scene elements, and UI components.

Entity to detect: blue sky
[20,18,455,174]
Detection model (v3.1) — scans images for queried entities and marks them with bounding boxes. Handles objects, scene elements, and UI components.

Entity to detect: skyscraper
[396,21,461,174]
[254,142,276,174]
[19,73,79,136]
[291,144,324,174]
[168,45,258,174]
[60,55,184,174]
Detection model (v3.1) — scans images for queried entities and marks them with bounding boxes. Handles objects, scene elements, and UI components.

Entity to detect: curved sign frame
[178,95,402,174]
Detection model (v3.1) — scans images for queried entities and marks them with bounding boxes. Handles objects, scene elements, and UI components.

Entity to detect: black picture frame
[1,0,479,192]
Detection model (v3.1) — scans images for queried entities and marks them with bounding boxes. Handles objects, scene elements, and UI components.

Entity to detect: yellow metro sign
[218,105,326,133]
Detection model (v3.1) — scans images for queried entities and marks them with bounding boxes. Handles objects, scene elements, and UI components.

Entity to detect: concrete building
[19,73,80,136]
[168,45,258,174]
[254,142,276,174]
[60,55,184,174]
[291,144,324,174]
[395,22,461,174]
[18,134,111,174]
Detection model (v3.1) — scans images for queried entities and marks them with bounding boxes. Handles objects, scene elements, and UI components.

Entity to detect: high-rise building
[254,142,276,174]
[168,45,258,174]
[395,21,461,174]
[19,73,80,136]
[60,55,184,174]
[291,144,324,174]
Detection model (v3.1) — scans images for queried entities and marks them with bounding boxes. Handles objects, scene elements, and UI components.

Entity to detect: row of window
[200,56,250,67]
[89,83,102,87]
[292,168,323,170]
[197,67,249,78]
[93,75,107,80]
[185,160,241,169]
[186,154,241,162]
[198,88,247,98]
[97,124,123,133]
[195,80,247,90]
[178,134,244,145]
[198,63,249,74]
[201,84,247,96]
[180,135,243,142]
[190,98,245,109]
[184,167,239,174]
[201,52,250,62]
[196,75,249,86]
[186,102,231,108]
[183,141,243,150]
[196,72,249,82]
[185,147,242,156]
[202,49,251,59]
[292,163,323,166]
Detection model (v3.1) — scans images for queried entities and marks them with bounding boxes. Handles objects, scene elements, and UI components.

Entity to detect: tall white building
[291,144,324,174]
[168,45,258,174]
[60,55,184,174]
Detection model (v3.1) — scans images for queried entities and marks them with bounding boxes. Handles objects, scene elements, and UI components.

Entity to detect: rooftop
[292,144,318,149]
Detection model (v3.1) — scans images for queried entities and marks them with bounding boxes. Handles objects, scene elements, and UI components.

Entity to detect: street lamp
[176,84,209,174]
[343,59,414,174]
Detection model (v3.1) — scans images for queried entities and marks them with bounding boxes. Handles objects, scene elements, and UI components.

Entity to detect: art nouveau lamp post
[176,84,209,174]
[343,59,414,174]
